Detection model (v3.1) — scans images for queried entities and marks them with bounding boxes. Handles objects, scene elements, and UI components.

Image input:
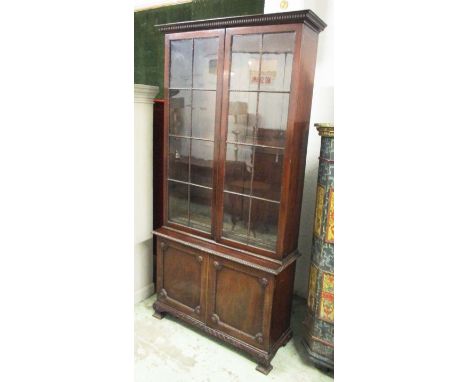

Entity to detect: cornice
[134,84,159,104]
[156,10,326,34]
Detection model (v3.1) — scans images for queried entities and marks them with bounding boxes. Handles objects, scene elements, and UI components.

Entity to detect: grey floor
[135,294,333,381]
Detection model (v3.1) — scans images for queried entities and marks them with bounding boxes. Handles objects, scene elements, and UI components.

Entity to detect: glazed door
[156,238,208,322]
[206,257,274,350]
[164,30,225,238]
[216,25,300,256]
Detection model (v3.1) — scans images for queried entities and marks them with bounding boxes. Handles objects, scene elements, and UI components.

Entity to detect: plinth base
[302,338,334,371]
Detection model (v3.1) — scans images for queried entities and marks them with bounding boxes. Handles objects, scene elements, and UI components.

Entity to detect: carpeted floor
[135,294,333,381]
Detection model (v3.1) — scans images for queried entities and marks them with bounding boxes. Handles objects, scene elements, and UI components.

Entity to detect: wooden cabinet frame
[152,10,326,374]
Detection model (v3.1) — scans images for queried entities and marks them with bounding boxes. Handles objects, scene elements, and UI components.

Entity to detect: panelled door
[206,256,274,350]
[156,238,208,322]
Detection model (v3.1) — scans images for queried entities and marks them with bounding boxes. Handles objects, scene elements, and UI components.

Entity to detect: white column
[134,84,159,303]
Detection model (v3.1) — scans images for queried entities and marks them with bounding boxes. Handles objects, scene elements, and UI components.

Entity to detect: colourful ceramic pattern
[319,273,334,323]
[303,124,334,370]
[313,185,325,237]
[307,264,319,313]
[325,189,334,243]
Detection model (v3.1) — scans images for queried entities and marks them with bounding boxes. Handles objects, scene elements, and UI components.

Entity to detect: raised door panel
[156,238,207,321]
[207,257,273,350]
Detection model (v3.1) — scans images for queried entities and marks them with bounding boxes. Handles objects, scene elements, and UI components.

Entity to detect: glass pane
[190,140,213,188]
[257,92,289,147]
[168,137,189,182]
[252,146,283,201]
[193,37,219,89]
[169,89,191,136]
[189,185,212,232]
[191,90,216,139]
[170,39,193,88]
[232,33,262,52]
[222,192,250,245]
[227,91,257,144]
[224,143,254,195]
[250,199,279,251]
[168,181,189,226]
[263,32,295,53]
[230,34,261,91]
[260,32,295,92]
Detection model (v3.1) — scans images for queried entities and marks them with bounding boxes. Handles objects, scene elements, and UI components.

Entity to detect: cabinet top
[155,9,326,34]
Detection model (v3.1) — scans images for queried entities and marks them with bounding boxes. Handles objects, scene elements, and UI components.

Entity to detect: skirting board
[134,283,155,304]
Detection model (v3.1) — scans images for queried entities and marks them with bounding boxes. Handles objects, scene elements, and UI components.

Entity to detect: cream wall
[134,84,159,303]
[265,0,334,298]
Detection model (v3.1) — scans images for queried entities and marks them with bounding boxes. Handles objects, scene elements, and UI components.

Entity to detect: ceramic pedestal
[303,123,334,370]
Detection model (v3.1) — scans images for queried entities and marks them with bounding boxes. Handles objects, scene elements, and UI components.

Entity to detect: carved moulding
[153,300,292,375]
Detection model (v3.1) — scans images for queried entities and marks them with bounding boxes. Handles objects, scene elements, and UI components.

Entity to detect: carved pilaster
[158,288,168,300]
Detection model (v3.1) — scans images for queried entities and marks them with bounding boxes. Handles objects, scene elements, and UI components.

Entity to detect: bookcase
[153,10,326,374]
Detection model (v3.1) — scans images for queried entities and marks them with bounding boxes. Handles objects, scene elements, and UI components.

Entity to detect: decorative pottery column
[303,123,334,370]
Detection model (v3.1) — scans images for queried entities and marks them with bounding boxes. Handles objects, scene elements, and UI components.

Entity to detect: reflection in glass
[232,34,261,52]
[224,143,254,195]
[260,33,295,92]
[167,37,221,234]
[227,91,257,144]
[169,89,191,136]
[257,92,289,147]
[190,140,213,188]
[168,181,189,225]
[252,146,283,201]
[222,192,280,251]
[259,53,293,91]
[192,90,216,139]
[262,32,295,53]
[230,34,261,91]
[169,137,190,182]
[193,38,219,89]
[170,39,193,88]
[222,192,250,245]
[249,199,279,251]
[190,185,212,232]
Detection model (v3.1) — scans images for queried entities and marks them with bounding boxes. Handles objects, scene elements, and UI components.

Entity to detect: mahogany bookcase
[152,10,326,374]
